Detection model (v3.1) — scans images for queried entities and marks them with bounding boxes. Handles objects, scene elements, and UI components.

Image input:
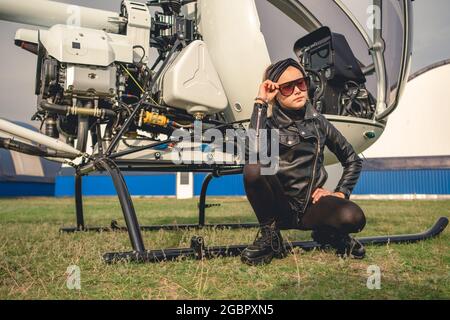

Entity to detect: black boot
[311,230,365,259]
[311,230,337,250]
[335,234,366,259]
[241,222,286,266]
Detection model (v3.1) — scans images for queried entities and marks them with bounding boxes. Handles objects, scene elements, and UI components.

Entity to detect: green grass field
[0,197,449,299]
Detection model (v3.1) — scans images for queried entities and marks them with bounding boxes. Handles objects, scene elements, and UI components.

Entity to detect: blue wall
[54,174,176,197]
[353,169,450,195]
[193,173,245,196]
[53,169,450,197]
[0,182,55,197]
[2,168,449,197]
[53,173,246,197]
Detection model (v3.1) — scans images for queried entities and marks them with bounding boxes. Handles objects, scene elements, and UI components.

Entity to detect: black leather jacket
[246,100,363,220]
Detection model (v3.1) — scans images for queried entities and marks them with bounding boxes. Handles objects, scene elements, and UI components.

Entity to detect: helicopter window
[298,0,372,66]
[382,0,407,109]
[297,0,376,99]
[254,0,309,62]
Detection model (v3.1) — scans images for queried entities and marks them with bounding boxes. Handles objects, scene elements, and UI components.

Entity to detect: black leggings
[243,164,366,234]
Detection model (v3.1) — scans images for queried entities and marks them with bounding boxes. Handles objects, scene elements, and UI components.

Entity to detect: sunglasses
[278,77,310,96]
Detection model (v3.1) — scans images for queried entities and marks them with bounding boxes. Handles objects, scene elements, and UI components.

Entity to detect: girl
[241,58,366,266]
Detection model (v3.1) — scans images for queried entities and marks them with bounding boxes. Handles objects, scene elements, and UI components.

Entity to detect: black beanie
[266,58,307,83]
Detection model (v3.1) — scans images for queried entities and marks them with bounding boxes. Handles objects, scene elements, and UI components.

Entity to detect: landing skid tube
[103,217,448,263]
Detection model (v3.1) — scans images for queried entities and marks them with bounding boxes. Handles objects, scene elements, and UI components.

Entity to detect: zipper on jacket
[255,105,262,154]
[255,105,262,137]
[300,122,320,219]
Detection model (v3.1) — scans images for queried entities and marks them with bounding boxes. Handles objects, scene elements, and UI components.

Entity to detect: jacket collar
[271,100,319,128]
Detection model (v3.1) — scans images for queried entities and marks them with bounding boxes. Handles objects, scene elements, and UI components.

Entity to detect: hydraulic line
[40,101,116,119]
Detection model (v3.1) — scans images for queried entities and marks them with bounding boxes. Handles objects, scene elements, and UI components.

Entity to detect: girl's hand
[257,80,280,104]
[311,188,345,204]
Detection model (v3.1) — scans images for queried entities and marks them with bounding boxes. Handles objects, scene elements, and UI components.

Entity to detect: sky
[0,0,449,124]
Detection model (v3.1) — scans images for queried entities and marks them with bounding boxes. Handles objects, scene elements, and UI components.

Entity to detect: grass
[0,196,449,299]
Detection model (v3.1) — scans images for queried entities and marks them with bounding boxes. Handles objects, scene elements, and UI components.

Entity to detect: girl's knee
[337,202,366,233]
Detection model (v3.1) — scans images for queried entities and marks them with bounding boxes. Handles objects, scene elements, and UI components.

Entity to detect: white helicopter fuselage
[0,0,410,167]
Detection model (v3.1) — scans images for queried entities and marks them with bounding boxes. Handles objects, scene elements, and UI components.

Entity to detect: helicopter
[0,0,447,263]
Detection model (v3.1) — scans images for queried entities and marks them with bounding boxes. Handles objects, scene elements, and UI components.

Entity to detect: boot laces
[253,222,283,253]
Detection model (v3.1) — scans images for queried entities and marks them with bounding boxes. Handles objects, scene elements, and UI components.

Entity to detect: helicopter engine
[11,0,223,154]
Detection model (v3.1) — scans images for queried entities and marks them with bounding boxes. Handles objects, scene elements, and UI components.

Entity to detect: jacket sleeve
[244,102,269,162]
[320,115,363,199]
